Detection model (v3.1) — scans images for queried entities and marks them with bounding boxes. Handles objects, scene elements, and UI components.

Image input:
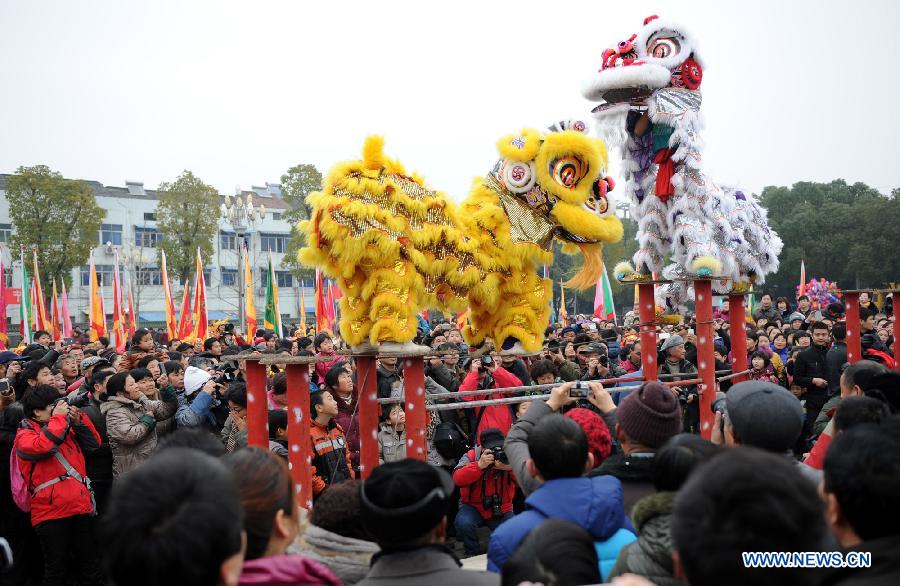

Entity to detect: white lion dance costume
[581,15,782,310]
[300,122,623,353]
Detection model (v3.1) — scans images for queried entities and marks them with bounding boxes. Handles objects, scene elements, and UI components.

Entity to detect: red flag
[325,281,337,333]
[50,280,61,342]
[0,253,6,349]
[177,283,193,340]
[315,268,329,334]
[112,250,126,352]
[190,249,208,341]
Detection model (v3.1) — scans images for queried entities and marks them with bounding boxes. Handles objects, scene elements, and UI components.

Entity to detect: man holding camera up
[460,355,522,437]
[579,342,624,382]
[542,340,581,382]
[453,428,516,556]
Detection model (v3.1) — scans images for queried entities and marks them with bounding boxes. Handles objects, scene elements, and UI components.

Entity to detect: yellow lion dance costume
[299,121,623,353]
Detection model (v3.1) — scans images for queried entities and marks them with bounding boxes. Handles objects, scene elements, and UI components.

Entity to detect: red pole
[403,357,427,461]
[844,292,861,364]
[245,358,268,447]
[285,364,313,510]
[638,282,658,380]
[695,279,716,440]
[356,355,379,478]
[728,293,748,384]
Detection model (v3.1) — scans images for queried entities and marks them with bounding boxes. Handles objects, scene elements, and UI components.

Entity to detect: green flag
[263,251,282,335]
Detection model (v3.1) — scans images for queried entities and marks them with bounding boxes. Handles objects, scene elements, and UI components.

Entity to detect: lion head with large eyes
[581,15,703,116]
[486,121,623,287]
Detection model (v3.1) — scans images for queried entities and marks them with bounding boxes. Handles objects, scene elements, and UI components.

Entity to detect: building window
[135,266,162,286]
[221,268,238,287]
[0,223,11,243]
[272,212,282,221]
[81,265,114,287]
[134,226,163,248]
[3,268,12,288]
[100,224,123,246]
[259,232,289,254]
[220,231,238,250]
[143,212,156,221]
[276,271,293,288]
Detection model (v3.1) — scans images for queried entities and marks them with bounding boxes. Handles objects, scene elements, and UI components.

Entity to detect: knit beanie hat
[183,366,213,396]
[616,381,682,448]
[565,407,611,467]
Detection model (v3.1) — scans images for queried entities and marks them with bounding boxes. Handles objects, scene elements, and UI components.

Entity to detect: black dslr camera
[483,493,502,518]
[213,364,239,385]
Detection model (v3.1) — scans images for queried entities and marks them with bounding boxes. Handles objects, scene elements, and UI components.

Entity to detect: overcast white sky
[2,0,899,202]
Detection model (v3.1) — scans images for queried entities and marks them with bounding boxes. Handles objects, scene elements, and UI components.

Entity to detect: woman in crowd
[221,382,249,453]
[15,385,104,585]
[771,332,790,363]
[224,448,340,586]
[323,363,360,472]
[100,372,177,477]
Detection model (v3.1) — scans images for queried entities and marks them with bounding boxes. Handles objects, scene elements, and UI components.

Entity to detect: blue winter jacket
[487,475,636,577]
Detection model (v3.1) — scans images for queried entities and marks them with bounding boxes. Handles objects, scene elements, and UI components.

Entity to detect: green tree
[156,171,220,284]
[280,164,322,280]
[7,165,105,290]
[758,180,900,297]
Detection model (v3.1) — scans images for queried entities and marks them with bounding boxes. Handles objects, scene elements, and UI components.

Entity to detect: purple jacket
[239,554,340,586]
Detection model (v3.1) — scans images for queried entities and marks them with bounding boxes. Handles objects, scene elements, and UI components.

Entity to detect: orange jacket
[309,418,354,496]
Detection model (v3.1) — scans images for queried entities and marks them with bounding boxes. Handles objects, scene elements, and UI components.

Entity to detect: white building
[0,174,315,333]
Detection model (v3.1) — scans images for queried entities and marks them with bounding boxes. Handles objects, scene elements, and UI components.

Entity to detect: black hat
[360,460,454,545]
[0,351,27,365]
[726,381,804,452]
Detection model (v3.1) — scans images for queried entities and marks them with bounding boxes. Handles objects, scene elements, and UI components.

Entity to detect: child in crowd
[378,403,407,464]
[748,350,778,385]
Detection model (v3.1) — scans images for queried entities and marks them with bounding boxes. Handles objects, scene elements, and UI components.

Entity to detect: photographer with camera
[579,342,624,382]
[542,339,581,382]
[175,364,232,432]
[452,427,516,556]
[14,384,104,585]
[460,355,522,437]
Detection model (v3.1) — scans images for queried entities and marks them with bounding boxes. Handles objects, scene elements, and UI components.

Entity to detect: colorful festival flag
[111,250,126,352]
[125,275,137,339]
[559,279,568,324]
[315,268,328,334]
[177,283,193,340]
[19,251,32,344]
[31,251,48,332]
[88,253,107,342]
[593,262,617,323]
[50,279,61,342]
[263,250,282,336]
[243,245,257,336]
[161,251,178,341]
[190,249,208,342]
[60,280,73,338]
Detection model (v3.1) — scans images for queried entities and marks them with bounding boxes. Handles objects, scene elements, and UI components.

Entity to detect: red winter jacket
[14,413,101,526]
[453,447,516,520]
[460,367,522,437]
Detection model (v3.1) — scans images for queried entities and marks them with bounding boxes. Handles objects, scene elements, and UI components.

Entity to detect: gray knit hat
[660,334,685,353]
[725,381,804,452]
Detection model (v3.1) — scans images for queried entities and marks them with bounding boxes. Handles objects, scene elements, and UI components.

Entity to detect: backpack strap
[31,450,96,515]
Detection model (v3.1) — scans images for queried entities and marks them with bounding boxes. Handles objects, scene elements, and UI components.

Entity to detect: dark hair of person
[277,339,293,352]
[137,355,159,369]
[529,359,556,382]
[155,428,226,458]
[98,336,110,347]
[296,337,313,351]
[842,360,887,393]
[33,329,50,341]
[746,331,759,343]
[809,321,829,333]
[672,447,826,586]
[268,409,288,439]
[798,295,810,302]
[262,332,275,342]
[436,342,456,353]
[89,368,116,393]
[652,433,721,492]
[794,331,811,343]
[324,363,349,390]
[176,342,193,353]
[313,333,331,350]
[105,372,133,400]
[131,328,151,348]
[310,390,328,415]
[271,372,287,396]
[833,397,891,433]
[311,479,371,540]
[223,448,294,561]
[831,322,847,342]
[527,414,588,480]
[167,350,183,362]
[222,345,243,357]
[824,423,900,541]
[859,306,877,322]
[749,350,770,369]
[21,385,62,419]
[15,361,51,400]
[225,382,247,409]
[0,401,24,430]
[202,338,218,351]
[163,361,184,375]
[776,296,788,306]
[99,448,243,586]
[130,367,153,383]
[501,518,600,586]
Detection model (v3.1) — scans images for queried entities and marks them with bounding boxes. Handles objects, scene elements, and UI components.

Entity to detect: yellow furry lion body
[299,125,623,352]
